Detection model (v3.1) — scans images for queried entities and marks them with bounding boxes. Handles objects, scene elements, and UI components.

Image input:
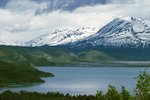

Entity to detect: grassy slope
[0,46,78,66]
[0,46,114,66]
[78,50,114,62]
[2,46,150,66]
[95,48,150,61]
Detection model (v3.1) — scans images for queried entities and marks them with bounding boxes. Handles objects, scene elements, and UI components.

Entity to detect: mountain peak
[25,27,99,47]
[111,17,142,23]
[121,16,142,22]
[69,17,150,48]
[1,17,150,49]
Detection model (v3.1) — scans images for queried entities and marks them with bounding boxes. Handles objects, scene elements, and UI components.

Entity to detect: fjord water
[1,67,150,95]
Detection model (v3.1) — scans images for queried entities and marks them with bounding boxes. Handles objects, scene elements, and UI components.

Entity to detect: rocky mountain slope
[1,17,150,49]
[26,27,99,47]
[0,39,23,46]
[69,17,150,48]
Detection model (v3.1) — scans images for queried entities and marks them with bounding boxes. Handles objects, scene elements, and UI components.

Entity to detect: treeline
[0,70,149,100]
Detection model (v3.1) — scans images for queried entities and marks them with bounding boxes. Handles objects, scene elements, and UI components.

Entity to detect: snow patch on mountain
[69,17,150,48]
[26,27,99,47]
[0,39,23,46]
[1,17,150,48]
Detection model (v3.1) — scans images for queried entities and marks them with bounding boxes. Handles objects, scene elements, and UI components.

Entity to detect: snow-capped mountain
[26,27,99,47]
[1,17,150,48]
[68,17,150,48]
[0,39,23,46]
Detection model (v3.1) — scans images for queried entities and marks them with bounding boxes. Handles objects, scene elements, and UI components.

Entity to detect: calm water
[0,67,150,95]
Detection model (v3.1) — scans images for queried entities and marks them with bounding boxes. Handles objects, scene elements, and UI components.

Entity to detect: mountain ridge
[25,27,99,47]
[67,17,150,48]
[1,17,150,49]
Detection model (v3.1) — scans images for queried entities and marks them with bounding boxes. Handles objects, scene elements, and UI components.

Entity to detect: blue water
[0,67,150,95]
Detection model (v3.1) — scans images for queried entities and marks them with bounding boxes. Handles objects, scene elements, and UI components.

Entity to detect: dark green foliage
[96,86,132,100]
[95,91,105,100]
[135,70,150,100]
[0,60,53,86]
[120,86,131,100]
[0,91,95,100]
[105,84,121,100]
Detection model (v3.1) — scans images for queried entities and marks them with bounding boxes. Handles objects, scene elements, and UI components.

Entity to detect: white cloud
[0,0,150,42]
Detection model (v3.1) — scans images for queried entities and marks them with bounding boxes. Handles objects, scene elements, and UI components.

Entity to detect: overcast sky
[0,0,150,41]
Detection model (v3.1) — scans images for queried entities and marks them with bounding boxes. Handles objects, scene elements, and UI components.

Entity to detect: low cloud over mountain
[0,0,150,42]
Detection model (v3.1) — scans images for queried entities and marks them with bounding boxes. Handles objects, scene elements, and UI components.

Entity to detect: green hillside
[0,46,56,87]
[78,50,114,62]
[1,46,150,66]
[0,46,78,86]
[0,60,53,86]
[0,47,27,62]
[0,46,78,66]
[3,46,150,66]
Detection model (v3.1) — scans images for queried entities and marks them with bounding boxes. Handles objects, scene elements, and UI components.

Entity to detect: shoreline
[1,62,150,90]
[38,61,150,67]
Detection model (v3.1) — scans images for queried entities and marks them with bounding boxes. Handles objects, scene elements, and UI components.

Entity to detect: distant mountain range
[26,27,99,47]
[0,39,23,46]
[1,17,150,49]
[68,17,150,48]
